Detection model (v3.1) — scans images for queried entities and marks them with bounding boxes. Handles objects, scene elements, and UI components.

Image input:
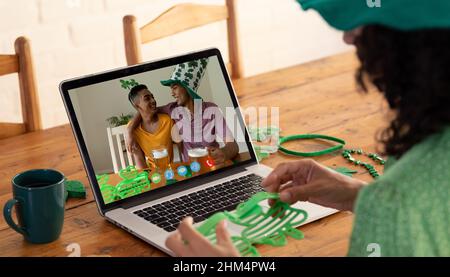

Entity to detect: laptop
[60,48,337,255]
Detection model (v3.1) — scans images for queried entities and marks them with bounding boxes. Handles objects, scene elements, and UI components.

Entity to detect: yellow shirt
[132,113,173,168]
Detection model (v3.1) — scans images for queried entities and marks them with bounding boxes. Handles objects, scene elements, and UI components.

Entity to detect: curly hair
[355,25,450,158]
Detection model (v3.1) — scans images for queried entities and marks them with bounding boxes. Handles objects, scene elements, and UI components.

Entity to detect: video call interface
[68,56,251,204]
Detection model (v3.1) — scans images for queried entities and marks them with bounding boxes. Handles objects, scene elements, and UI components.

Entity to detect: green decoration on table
[96,174,116,203]
[249,126,280,161]
[96,174,109,186]
[65,180,87,199]
[254,146,270,162]
[100,184,119,204]
[119,165,139,180]
[96,174,123,204]
[278,132,384,178]
[248,126,280,151]
[342,149,385,179]
[278,134,346,157]
[197,192,308,257]
[97,168,154,203]
[331,166,358,177]
[116,171,151,199]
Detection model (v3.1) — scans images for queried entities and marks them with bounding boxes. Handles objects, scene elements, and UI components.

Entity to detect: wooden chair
[0,37,42,139]
[123,1,243,79]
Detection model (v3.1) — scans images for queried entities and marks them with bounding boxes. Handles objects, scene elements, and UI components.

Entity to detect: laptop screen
[65,52,253,206]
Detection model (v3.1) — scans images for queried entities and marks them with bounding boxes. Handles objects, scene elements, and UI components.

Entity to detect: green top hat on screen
[296,0,450,31]
[160,58,209,100]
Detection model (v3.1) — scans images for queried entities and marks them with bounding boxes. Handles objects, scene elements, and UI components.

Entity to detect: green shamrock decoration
[331,166,358,177]
[197,192,308,257]
[120,79,140,90]
[65,180,87,199]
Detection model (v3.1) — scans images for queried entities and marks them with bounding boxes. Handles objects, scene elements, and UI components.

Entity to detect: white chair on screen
[106,124,182,173]
[106,125,134,173]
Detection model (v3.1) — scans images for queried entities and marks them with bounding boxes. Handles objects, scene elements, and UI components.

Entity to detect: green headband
[297,0,450,31]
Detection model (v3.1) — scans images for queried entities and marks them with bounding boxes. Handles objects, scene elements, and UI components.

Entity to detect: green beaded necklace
[250,128,385,179]
[341,148,386,179]
[276,134,385,179]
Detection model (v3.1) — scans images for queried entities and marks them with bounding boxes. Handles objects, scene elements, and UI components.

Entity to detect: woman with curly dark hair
[165,0,450,256]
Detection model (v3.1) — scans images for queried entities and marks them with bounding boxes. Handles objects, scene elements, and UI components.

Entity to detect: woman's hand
[261,159,366,211]
[165,217,240,257]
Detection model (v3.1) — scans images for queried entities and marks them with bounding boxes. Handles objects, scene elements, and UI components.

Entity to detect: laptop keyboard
[132,173,264,232]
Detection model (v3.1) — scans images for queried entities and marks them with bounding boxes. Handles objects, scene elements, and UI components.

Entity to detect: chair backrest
[123,1,243,78]
[0,36,42,139]
[106,125,134,173]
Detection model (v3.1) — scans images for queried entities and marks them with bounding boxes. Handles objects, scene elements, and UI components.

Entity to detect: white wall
[0,0,351,129]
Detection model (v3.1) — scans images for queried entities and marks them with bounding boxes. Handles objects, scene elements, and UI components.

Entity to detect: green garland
[250,128,385,179]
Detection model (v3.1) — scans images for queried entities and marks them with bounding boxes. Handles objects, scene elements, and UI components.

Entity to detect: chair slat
[0,122,26,140]
[123,1,243,78]
[116,134,126,169]
[0,55,19,76]
[140,4,228,44]
[106,127,119,173]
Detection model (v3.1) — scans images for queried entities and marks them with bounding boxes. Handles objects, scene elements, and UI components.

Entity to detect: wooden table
[0,52,387,257]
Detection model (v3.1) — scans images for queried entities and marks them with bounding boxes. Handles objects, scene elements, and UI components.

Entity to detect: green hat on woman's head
[297,0,450,31]
[160,58,209,100]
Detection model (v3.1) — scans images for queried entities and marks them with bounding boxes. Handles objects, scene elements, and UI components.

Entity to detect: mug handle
[3,199,26,235]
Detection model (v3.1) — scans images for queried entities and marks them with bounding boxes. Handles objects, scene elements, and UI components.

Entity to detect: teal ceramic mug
[3,169,65,243]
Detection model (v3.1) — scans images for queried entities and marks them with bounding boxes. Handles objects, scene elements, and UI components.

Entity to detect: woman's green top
[348,127,450,256]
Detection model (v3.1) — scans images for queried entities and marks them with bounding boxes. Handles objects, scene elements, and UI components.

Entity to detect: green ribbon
[278,134,346,157]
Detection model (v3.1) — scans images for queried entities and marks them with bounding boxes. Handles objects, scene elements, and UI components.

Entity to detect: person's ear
[343,27,363,45]
[133,99,141,111]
